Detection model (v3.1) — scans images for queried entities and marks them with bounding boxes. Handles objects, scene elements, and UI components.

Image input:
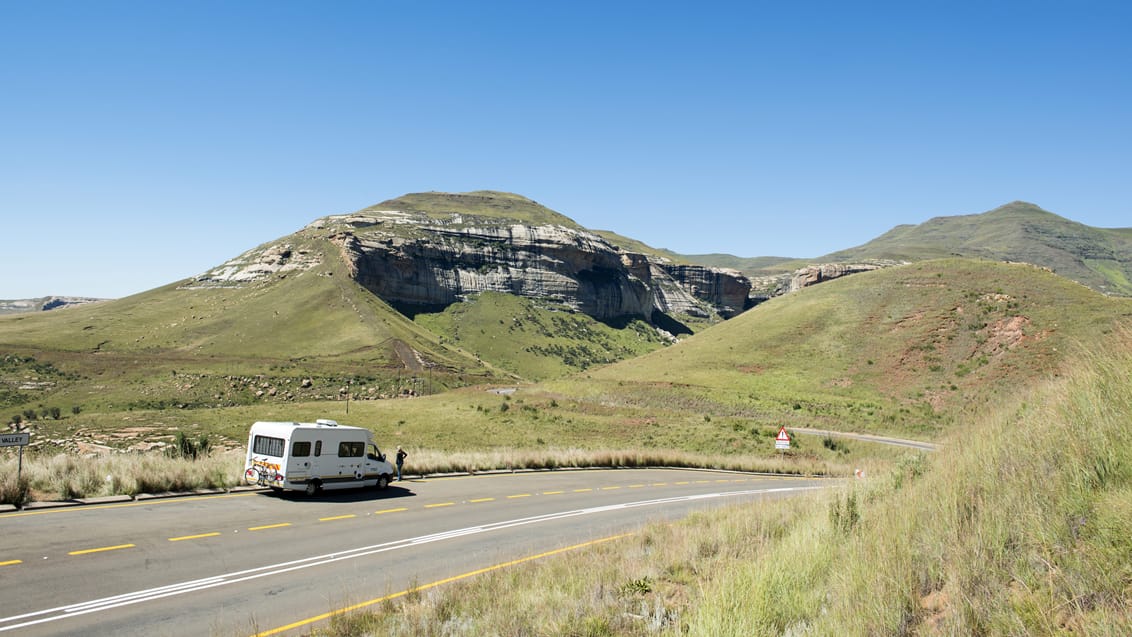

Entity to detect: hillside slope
[821,201,1132,296]
[0,232,502,416]
[551,258,1132,436]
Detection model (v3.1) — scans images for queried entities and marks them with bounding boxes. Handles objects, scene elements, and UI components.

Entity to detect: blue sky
[2,1,1129,299]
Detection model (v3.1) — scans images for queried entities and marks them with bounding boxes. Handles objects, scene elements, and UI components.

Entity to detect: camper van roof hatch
[315,419,339,427]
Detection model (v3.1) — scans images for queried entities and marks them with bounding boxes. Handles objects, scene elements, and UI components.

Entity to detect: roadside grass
[1,445,837,506]
[308,333,1132,636]
[310,491,830,637]
[0,449,241,502]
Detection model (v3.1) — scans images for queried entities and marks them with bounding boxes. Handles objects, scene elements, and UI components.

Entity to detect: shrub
[0,470,29,506]
[167,431,212,460]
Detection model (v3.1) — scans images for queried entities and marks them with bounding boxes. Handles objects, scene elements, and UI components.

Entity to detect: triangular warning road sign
[775,426,790,442]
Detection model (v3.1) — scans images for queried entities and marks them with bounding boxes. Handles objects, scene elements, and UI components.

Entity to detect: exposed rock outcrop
[187,193,754,324]
[788,263,897,292]
[332,211,750,322]
[187,243,321,288]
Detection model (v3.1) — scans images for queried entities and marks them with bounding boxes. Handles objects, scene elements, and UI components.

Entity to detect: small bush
[0,471,29,506]
[168,431,212,460]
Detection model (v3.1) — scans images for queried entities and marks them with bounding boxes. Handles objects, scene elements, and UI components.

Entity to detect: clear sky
[2,1,1129,299]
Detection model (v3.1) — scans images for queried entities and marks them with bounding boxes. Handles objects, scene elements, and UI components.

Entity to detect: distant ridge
[0,296,106,315]
[813,201,1132,296]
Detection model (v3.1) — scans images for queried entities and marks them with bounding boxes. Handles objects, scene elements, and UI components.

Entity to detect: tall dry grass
[685,334,1132,635]
[404,447,828,477]
[0,446,835,506]
[310,492,828,637]
[0,449,243,503]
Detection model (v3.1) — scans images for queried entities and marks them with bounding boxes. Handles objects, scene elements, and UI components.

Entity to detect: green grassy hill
[658,202,1132,299]
[359,190,583,228]
[414,291,670,380]
[821,201,1132,296]
[0,233,502,419]
[550,258,1132,436]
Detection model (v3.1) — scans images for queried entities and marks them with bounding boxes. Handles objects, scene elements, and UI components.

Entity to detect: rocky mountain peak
[189,191,754,324]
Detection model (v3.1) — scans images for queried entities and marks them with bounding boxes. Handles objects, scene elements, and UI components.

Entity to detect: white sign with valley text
[1,432,30,447]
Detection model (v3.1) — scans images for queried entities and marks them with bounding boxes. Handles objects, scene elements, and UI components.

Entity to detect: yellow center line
[600,486,621,491]
[248,523,292,531]
[426,502,455,508]
[69,544,135,556]
[169,532,221,542]
[319,514,357,522]
[1,559,22,567]
[695,480,711,484]
[542,490,564,495]
[573,488,593,493]
[0,491,257,519]
[651,482,668,487]
[254,533,634,637]
[507,493,531,499]
[628,484,646,488]
[675,481,690,485]
[376,507,408,514]
[716,479,731,483]
[469,497,495,503]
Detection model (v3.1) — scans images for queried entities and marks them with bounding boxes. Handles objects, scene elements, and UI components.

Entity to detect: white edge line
[0,485,826,632]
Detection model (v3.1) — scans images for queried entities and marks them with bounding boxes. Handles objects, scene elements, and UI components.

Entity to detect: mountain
[258,191,753,325]
[4,193,1131,423]
[817,201,1132,296]
[0,191,758,422]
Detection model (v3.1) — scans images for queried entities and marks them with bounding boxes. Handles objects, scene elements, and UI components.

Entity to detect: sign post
[2,432,31,485]
[775,426,791,452]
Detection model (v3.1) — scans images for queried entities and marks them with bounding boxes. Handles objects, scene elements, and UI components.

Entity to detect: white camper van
[244,419,396,495]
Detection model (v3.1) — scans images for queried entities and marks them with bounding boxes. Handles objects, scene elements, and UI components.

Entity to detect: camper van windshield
[253,435,285,457]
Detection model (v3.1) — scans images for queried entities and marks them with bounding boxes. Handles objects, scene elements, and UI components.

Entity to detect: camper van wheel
[305,480,321,496]
[376,474,390,490]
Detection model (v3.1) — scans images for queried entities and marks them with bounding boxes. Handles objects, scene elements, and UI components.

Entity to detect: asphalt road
[0,468,828,637]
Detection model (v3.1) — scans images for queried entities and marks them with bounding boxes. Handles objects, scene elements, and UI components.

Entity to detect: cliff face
[322,210,750,322]
[190,192,753,324]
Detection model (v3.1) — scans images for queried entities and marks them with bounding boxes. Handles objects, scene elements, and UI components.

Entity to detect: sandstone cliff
[324,209,751,322]
[192,194,753,325]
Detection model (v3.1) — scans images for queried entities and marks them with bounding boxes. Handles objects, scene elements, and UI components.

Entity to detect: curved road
[0,469,827,636]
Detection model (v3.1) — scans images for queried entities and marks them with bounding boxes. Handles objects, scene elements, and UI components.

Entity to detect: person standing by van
[395,446,407,481]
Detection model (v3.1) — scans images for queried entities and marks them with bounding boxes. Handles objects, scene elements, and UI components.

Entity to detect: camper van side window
[253,435,285,457]
[338,441,364,458]
[292,441,311,457]
[314,441,322,457]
